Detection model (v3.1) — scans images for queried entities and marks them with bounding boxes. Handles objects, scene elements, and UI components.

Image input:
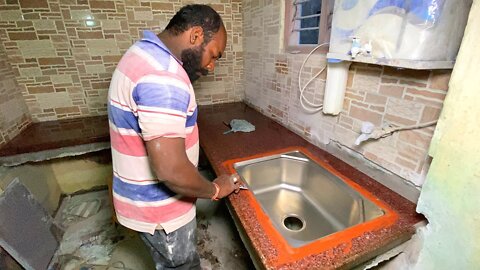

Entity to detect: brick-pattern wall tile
[429,70,451,90]
[242,0,451,185]
[0,42,31,147]
[0,0,243,122]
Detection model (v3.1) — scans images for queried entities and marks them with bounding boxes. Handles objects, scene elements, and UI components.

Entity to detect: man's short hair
[165,4,223,44]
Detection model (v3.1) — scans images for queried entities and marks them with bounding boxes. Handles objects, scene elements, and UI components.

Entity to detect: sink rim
[232,150,387,248]
[222,146,399,266]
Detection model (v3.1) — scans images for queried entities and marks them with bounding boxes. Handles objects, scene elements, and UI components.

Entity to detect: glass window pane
[299,29,319,44]
[299,0,321,44]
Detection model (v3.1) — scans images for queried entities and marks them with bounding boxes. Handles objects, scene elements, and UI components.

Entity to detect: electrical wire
[298,43,329,113]
[355,120,439,145]
[371,120,438,140]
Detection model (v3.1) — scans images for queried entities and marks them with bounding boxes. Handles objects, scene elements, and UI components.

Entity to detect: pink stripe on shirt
[113,196,196,223]
[185,124,199,149]
[110,127,146,157]
[117,50,155,83]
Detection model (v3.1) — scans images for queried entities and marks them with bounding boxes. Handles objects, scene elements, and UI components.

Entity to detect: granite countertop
[0,115,109,157]
[197,102,424,270]
[0,116,109,166]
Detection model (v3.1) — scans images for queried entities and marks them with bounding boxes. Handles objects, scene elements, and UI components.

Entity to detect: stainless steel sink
[233,151,385,248]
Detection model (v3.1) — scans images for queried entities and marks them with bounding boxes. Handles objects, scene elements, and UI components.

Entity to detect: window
[284,0,334,53]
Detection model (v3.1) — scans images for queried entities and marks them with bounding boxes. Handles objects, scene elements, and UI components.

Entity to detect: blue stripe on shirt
[186,107,197,128]
[132,83,190,113]
[108,103,141,133]
[135,40,171,69]
[113,176,176,202]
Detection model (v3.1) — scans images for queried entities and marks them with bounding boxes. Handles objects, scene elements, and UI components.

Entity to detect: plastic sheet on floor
[49,190,131,270]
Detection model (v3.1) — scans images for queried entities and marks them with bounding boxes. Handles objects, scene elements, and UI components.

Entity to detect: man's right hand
[213,174,242,199]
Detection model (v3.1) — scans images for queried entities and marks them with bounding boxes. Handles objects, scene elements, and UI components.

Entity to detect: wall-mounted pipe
[323,59,351,115]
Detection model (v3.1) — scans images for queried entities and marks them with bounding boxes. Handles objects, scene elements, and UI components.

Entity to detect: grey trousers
[140,218,201,270]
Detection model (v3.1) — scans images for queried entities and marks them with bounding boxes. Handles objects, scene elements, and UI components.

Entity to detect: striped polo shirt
[108,31,199,234]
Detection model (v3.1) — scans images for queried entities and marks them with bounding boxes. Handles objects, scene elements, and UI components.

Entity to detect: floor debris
[45,189,253,270]
[196,199,254,270]
[49,190,131,269]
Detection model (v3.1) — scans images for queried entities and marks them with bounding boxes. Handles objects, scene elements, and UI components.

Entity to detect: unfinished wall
[413,1,480,268]
[0,0,244,122]
[242,0,452,187]
[0,41,31,147]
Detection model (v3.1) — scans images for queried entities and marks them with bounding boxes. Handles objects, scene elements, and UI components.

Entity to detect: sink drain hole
[283,215,304,231]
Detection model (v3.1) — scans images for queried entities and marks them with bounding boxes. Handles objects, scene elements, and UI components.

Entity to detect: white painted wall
[413,1,480,268]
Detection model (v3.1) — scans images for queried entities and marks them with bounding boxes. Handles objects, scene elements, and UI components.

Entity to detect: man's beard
[181,45,209,82]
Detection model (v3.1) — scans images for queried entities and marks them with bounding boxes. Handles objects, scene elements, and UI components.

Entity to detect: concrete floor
[48,183,254,269]
[196,198,255,270]
[101,199,253,270]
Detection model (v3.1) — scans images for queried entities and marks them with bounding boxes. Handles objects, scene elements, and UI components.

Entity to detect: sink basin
[233,150,385,248]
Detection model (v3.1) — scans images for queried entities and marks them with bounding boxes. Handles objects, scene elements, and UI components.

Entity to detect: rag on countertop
[223,119,255,134]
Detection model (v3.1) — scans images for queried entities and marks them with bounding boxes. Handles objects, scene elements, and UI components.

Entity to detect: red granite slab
[0,115,109,157]
[197,102,424,270]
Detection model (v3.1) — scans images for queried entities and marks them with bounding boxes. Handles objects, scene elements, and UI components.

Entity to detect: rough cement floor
[48,188,254,270]
[196,198,255,270]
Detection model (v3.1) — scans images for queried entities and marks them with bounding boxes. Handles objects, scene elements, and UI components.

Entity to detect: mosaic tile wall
[0,0,243,123]
[0,41,31,148]
[242,0,452,186]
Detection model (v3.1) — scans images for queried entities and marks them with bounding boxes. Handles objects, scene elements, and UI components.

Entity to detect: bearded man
[107,4,241,269]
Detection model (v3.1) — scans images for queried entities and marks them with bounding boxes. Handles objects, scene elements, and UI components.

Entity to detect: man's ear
[189,26,204,46]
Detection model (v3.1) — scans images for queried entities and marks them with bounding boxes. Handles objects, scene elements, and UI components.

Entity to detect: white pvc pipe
[323,61,352,115]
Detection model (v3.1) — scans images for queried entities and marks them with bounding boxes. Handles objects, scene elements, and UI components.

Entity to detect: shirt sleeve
[133,78,191,141]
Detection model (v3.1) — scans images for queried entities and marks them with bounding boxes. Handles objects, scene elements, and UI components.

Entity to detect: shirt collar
[141,30,182,64]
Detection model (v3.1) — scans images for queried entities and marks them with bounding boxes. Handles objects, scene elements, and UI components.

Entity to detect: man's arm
[146,137,239,199]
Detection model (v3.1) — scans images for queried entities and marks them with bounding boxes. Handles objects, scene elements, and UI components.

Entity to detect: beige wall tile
[101,20,121,30]
[85,40,120,56]
[17,40,57,58]
[134,10,153,21]
[36,92,72,109]
[51,74,73,84]
[33,20,56,30]
[242,0,451,185]
[429,70,451,91]
[0,43,31,147]
[18,68,41,80]
[386,98,424,121]
[70,10,94,20]
[0,11,23,21]
[1,0,243,125]
[85,64,106,74]
[379,85,405,98]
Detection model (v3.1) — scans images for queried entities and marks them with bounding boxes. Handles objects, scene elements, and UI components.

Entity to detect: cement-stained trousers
[140,218,201,270]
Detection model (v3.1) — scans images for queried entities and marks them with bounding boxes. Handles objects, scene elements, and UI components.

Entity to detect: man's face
[182,26,227,83]
[181,44,208,82]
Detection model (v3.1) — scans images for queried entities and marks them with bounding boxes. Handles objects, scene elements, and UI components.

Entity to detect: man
[107,4,241,269]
